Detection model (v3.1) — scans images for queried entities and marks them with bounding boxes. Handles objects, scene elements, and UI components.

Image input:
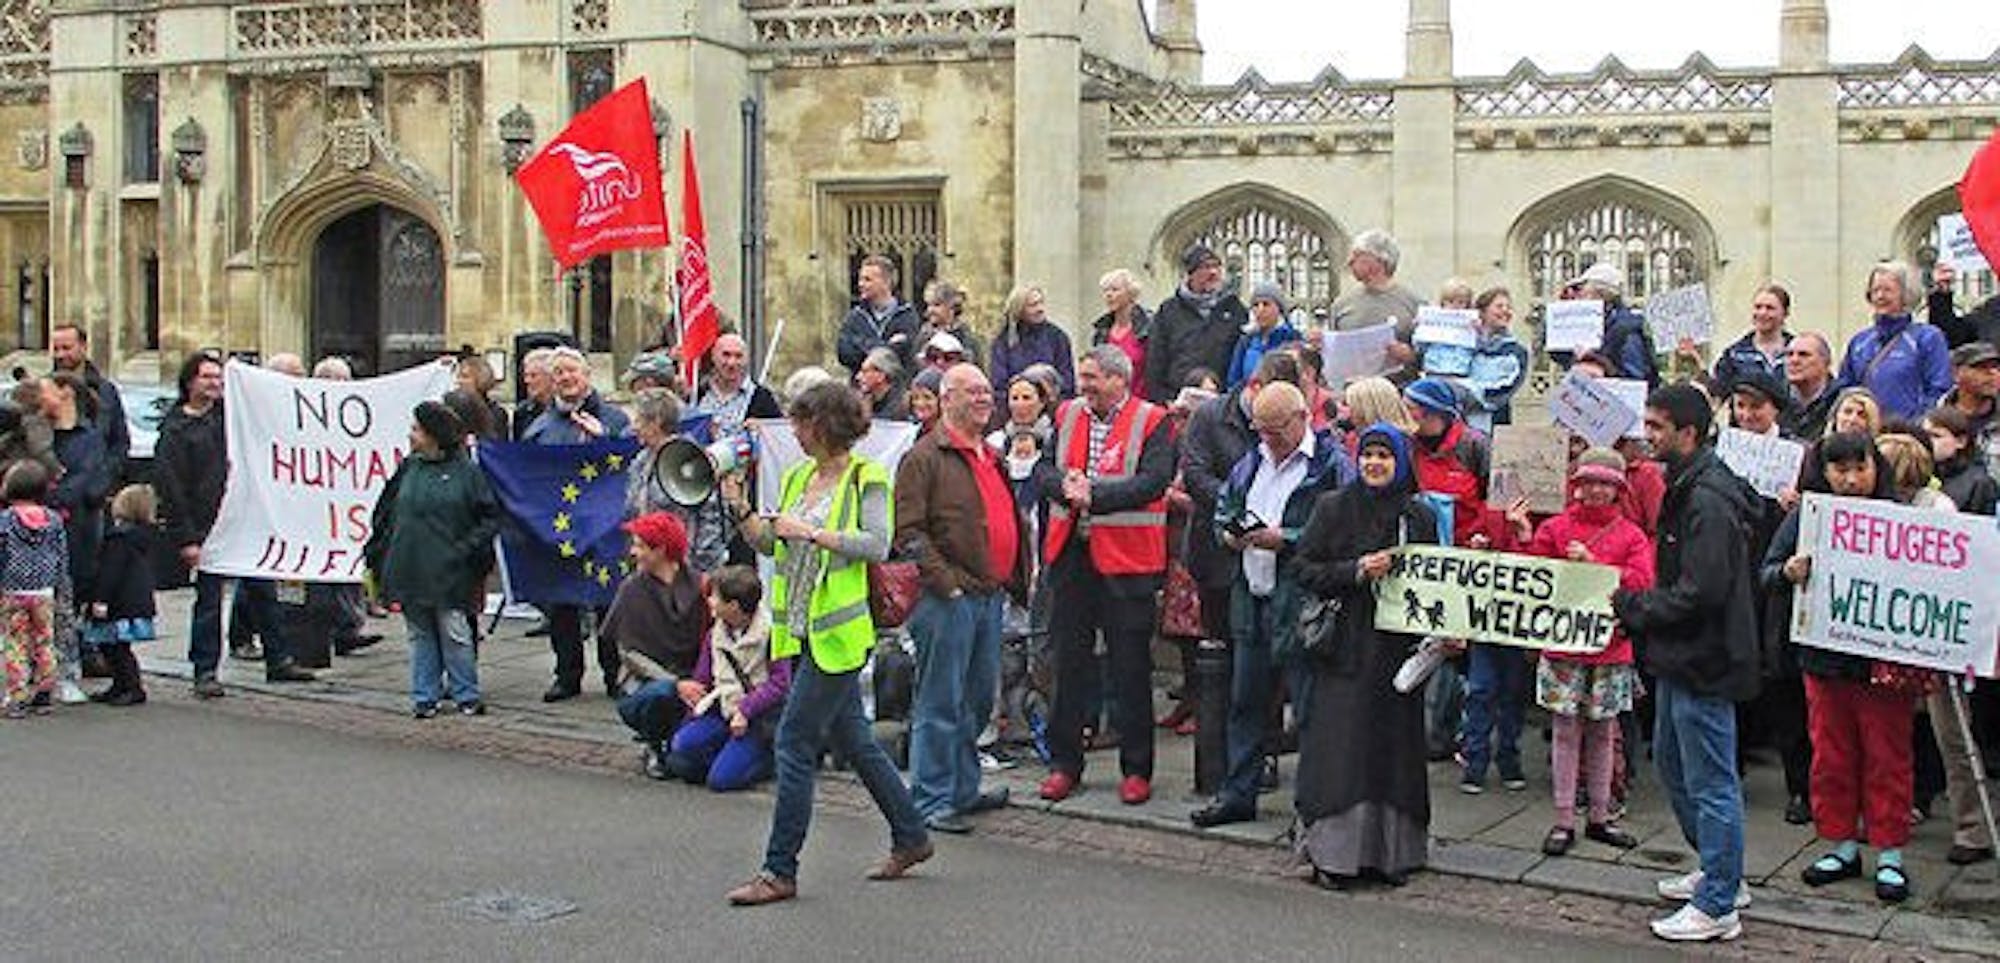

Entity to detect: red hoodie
[1412,420,1496,547]
[1525,501,1654,666]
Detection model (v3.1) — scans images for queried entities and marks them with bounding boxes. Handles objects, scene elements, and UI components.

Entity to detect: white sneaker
[56,680,88,705]
[1649,903,1741,942]
[1393,636,1452,693]
[1655,870,1752,908]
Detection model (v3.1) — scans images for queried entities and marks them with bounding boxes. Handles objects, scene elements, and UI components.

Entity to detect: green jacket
[366,451,500,608]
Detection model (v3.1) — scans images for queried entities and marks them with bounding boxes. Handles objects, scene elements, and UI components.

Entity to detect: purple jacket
[989,321,1076,397]
[692,637,793,721]
[1835,314,1953,419]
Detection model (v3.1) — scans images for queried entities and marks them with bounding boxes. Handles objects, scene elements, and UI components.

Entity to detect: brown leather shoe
[725,873,797,906]
[865,841,935,881]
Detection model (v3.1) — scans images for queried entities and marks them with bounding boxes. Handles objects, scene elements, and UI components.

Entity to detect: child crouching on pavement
[663,564,789,791]
[1505,452,1655,856]
[82,484,158,706]
[0,460,67,718]
[603,511,710,778]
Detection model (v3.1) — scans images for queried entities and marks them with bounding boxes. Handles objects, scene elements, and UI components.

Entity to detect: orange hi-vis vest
[1042,396,1168,575]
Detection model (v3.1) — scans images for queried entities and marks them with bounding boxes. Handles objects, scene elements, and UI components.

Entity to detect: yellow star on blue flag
[558,540,576,558]
[480,437,643,607]
[578,462,600,482]
[552,511,571,533]
[561,482,581,504]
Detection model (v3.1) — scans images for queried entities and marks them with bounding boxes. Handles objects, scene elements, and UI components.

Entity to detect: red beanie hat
[624,511,689,562]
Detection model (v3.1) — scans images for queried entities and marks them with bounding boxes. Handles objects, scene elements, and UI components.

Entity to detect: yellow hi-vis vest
[768,455,890,674]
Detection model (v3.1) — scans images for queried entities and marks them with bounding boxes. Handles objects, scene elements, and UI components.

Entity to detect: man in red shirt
[892,364,1028,834]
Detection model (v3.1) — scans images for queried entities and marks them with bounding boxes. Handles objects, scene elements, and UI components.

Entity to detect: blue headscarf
[1356,423,1417,497]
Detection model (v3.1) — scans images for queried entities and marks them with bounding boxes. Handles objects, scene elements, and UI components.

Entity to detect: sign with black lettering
[1374,544,1620,654]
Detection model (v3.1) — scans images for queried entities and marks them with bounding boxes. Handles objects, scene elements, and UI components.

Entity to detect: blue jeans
[763,645,928,881]
[907,590,1003,818]
[1653,677,1746,917]
[1221,590,1310,809]
[404,604,479,707]
[666,710,774,791]
[1460,643,1529,781]
[188,574,287,677]
[617,679,687,746]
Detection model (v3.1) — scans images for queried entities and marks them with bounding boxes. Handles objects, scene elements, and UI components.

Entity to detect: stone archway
[309,204,445,377]
[1504,174,1720,306]
[1150,183,1347,315]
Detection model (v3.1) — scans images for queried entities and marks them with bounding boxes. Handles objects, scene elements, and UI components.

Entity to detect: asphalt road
[3,705,1680,962]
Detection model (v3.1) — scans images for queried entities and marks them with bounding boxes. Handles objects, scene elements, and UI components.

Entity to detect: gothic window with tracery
[1164,194,1338,315]
[839,192,941,307]
[1912,216,1998,306]
[1523,198,1704,305]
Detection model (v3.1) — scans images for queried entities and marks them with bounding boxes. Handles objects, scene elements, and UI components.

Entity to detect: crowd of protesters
[12,237,2000,944]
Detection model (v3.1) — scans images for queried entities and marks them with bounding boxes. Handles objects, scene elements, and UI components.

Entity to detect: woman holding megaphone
[627,388,729,575]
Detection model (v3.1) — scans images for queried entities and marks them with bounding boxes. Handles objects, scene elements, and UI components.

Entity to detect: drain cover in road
[449,890,579,924]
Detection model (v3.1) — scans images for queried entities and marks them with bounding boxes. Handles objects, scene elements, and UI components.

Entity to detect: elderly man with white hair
[512,346,559,440]
[1836,259,1954,419]
[1330,229,1424,382]
[313,356,353,380]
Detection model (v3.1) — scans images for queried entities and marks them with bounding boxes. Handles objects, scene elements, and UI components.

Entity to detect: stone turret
[1405,0,1452,82]
[1779,0,1830,72]
[1156,0,1202,84]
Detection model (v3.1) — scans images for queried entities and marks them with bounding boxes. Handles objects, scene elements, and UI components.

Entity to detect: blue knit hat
[1403,377,1461,420]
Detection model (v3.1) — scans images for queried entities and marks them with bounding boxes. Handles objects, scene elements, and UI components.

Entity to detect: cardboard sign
[1716,427,1806,499]
[1375,545,1621,654]
[1491,424,1572,516]
[1940,213,1992,273]
[1645,283,1715,347]
[1792,493,2000,677]
[1547,371,1637,448]
[1322,321,1398,384]
[1544,299,1605,353]
[1412,306,1480,349]
[202,359,456,581]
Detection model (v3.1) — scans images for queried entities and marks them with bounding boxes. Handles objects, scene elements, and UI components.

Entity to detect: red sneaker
[1038,771,1078,802]
[1119,775,1152,805]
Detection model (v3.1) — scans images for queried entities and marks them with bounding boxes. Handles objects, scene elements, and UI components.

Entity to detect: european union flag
[479,437,643,607]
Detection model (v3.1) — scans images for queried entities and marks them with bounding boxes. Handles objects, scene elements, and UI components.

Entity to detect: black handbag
[1296,594,1343,659]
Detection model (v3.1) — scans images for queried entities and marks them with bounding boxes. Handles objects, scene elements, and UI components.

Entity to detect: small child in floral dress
[0,460,69,718]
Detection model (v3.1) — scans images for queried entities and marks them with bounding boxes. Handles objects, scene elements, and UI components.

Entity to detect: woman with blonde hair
[1093,269,1153,400]
[1341,375,1418,439]
[989,284,1075,397]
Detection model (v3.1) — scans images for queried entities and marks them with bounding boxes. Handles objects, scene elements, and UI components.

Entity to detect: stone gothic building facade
[0,0,1993,385]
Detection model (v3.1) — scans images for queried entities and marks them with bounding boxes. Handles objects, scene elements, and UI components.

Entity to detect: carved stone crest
[16,129,45,171]
[860,97,901,143]
[331,122,371,171]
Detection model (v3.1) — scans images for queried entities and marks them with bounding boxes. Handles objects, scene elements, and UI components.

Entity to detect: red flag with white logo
[1962,128,2000,271]
[676,130,720,386]
[515,79,669,270]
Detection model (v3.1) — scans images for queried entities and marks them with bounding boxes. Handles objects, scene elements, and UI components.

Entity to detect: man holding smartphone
[1191,382,1354,827]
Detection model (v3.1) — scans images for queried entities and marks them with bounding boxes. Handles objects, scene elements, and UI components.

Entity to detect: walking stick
[1948,677,1999,877]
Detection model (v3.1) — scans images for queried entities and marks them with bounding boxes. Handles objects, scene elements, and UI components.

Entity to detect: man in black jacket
[835,255,923,375]
[1145,244,1248,403]
[1930,262,2000,349]
[155,352,309,697]
[1614,384,1759,943]
[50,323,129,483]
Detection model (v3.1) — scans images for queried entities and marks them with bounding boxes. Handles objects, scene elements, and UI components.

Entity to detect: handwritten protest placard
[1716,427,1806,499]
[1600,378,1650,439]
[1792,493,2000,677]
[202,359,456,581]
[1491,424,1572,516]
[1547,371,1637,447]
[1544,299,1604,353]
[1321,321,1398,384]
[1940,213,1992,273]
[1645,283,1714,347]
[1375,545,1621,654]
[1412,306,1479,349]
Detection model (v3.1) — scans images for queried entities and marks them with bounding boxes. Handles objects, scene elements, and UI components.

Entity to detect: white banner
[1412,306,1479,349]
[1644,283,1715,347]
[1716,427,1806,499]
[1322,321,1399,384]
[750,418,922,514]
[1793,492,2000,677]
[1544,299,1605,353]
[201,359,456,581]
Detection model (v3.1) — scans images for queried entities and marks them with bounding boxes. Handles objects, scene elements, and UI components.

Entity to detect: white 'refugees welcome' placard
[1792,492,2000,677]
[202,359,455,581]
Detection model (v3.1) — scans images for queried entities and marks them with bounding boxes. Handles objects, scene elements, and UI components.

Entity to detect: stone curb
[142,666,2000,958]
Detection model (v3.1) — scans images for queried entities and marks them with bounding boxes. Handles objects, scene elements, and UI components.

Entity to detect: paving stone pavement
[119,586,2000,957]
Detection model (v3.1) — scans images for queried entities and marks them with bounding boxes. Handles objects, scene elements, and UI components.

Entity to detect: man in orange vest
[1035,345,1176,806]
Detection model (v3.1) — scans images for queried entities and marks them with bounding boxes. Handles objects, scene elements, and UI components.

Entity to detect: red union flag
[1962,128,2000,271]
[515,79,669,269]
[676,130,720,385]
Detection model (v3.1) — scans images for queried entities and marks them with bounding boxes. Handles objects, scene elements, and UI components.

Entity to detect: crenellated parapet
[745,0,1014,68]
[1105,67,1396,160]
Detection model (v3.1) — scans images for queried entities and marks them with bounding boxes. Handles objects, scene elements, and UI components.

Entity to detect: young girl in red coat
[1507,453,1655,855]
